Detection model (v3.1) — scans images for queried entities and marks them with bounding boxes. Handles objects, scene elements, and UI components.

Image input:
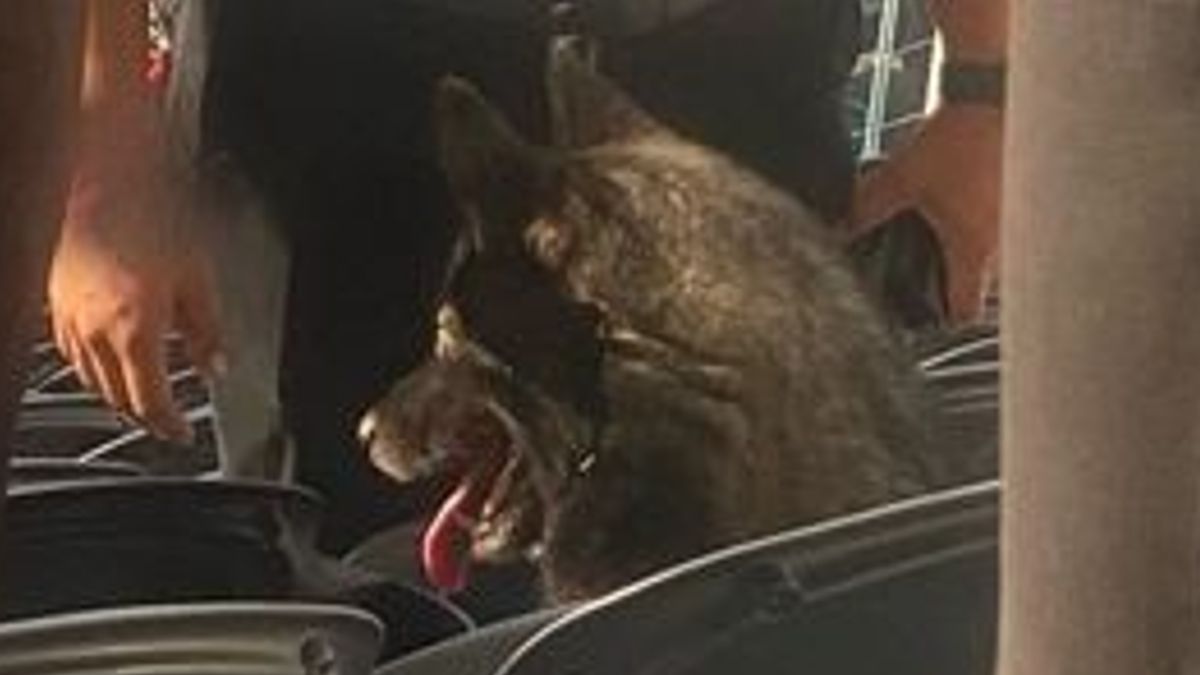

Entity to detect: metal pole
[1000,1,1200,672]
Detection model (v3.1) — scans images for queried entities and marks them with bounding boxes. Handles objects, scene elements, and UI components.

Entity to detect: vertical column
[1000,1,1200,673]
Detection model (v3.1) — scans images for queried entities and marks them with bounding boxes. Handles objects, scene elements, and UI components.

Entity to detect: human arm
[850,0,1007,324]
[48,0,222,442]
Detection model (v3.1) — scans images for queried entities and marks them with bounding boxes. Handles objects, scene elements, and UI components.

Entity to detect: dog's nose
[357,410,379,447]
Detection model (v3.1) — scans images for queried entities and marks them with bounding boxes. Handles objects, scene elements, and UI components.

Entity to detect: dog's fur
[361,45,947,601]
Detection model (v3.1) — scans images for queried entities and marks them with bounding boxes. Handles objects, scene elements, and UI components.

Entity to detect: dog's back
[528,86,942,597]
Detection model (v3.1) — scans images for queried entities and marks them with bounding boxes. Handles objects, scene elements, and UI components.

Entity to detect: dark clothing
[598,0,861,220]
[201,1,550,551]
[198,0,860,552]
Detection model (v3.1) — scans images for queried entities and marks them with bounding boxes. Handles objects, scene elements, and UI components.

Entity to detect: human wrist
[75,95,165,184]
[66,108,171,240]
[82,0,154,109]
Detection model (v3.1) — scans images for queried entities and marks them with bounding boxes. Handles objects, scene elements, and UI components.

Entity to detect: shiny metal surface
[6,457,145,490]
[0,602,383,675]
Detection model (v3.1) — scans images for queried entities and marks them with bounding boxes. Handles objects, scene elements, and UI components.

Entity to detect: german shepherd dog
[359,44,947,601]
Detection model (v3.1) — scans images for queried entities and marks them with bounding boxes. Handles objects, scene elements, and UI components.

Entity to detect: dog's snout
[357,410,379,447]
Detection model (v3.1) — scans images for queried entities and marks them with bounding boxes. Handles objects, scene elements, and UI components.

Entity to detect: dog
[359,44,950,601]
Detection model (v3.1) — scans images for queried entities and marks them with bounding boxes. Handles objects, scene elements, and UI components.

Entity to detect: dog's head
[358,44,669,594]
[360,43,820,598]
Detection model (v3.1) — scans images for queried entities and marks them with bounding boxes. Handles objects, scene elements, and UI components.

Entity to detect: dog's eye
[445,243,607,423]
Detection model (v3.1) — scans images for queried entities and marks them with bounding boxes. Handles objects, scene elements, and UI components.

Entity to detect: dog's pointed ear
[436,76,555,241]
[547,38,669,149]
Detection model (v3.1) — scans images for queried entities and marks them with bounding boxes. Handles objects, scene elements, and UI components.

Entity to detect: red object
[145,47,170,90]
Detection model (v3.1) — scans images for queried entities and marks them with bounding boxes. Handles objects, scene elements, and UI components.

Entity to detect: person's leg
[199,2,547,552]
[201,183,292,478]
[1000,1,1200,672]
[164,0,292,479]
[0,0,84,531]
[273,6,549,553]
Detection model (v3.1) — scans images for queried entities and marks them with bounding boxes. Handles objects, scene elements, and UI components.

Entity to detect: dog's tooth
[481,457,520,520]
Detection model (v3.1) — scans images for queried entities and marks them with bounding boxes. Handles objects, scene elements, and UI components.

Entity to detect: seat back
[498,482,998,675]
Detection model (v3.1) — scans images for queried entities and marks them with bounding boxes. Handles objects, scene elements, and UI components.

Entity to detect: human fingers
[79,329,134,416]
[58,322,99,396]
[51,315,74,375]
[117,329,192,443]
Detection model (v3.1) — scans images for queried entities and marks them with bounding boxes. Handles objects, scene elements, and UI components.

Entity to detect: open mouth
[422,446,528,592]
[365,407,543,593]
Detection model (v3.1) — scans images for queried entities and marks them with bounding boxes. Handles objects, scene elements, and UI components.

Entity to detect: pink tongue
[421,480,477,593]
[420,447,508,593]
[419,412,512,593]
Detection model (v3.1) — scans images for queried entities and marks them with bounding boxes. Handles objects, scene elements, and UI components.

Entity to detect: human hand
[851,103,1003,324]
[48,99,223,442]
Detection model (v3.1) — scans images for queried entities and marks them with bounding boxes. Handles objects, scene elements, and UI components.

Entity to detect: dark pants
[200,0,858,552]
